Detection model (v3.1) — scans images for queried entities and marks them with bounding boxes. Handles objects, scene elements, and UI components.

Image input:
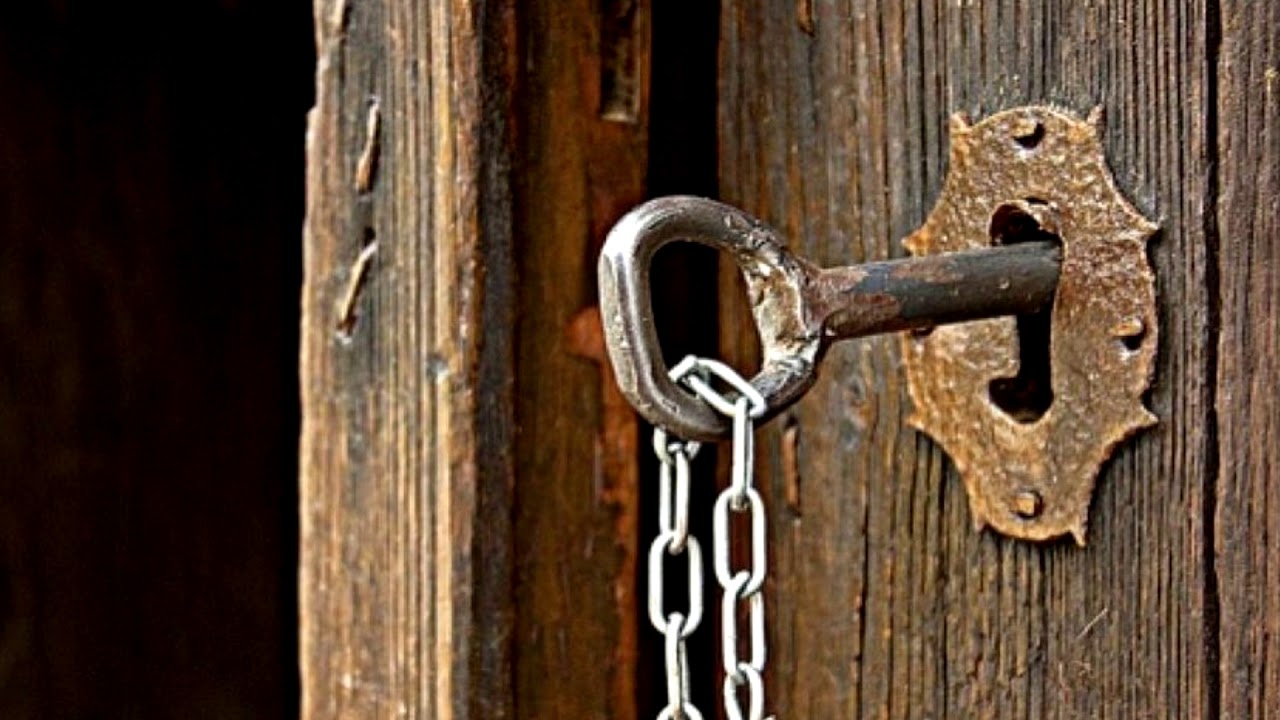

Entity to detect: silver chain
[647,356,774,720]
[650,427,704,720]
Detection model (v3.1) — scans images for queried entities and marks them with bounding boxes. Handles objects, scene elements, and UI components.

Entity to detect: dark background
[0,1,312,716]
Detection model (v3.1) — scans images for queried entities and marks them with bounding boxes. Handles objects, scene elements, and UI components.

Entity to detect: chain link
[708,396,770,720]
[649,430,703,719]
[647,356,774,720]
[654,429,698,553]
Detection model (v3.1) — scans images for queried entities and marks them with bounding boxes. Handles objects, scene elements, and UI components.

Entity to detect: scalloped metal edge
[901,105,1158,544]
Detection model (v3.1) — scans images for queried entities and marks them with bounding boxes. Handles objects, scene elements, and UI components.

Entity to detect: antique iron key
[599,194,1061,442]
[600,106,1158,544]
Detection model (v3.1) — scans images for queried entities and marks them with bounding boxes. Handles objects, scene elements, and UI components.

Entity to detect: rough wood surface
[297,1,1278,717]
[719,2,1219,717]
[300,1,517,717]
[1215,2,1280,717]
[513,2,649,718]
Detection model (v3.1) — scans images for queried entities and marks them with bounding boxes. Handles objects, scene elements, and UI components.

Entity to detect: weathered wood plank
[513,2,649,718]
[719,2,1214,717]
[300,1,517,717]
[1215,2,1280,717]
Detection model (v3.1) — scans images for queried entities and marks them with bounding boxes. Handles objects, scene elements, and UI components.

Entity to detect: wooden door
[300,1,1278,717]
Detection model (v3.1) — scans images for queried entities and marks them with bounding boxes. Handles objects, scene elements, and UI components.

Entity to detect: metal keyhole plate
[902,106,1158,544]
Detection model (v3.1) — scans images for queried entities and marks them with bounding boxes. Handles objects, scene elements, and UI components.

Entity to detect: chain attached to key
[649,426,703,720]
[648,356,774,720]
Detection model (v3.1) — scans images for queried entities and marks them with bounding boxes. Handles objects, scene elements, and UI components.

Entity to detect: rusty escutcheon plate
[902,106,1158,544]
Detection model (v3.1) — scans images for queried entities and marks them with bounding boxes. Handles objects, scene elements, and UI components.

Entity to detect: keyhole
[987,202,1060,423]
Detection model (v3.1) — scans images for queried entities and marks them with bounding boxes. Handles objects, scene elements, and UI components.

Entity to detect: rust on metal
[598,197,819,441]
[598,196,1060,442]
[599,107,1157,543]
[902,106,1159,544]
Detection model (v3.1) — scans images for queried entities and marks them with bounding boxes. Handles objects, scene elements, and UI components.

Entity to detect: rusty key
[598,195,1061,442]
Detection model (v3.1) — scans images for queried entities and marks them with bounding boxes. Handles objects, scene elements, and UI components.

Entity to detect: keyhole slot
[987,202,1061,423]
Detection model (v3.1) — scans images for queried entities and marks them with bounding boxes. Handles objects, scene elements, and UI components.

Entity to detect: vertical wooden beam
[300,0,517,717]
[1215,2,1280,717]
[719,1,1215,717]
[513,2,650,718]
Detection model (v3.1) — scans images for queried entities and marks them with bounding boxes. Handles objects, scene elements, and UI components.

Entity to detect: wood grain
[512,2,649,718]
[297,1,1278,717]
[719,2,1216,717]
[300,1,517,717]
[1215,1,1280,717]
